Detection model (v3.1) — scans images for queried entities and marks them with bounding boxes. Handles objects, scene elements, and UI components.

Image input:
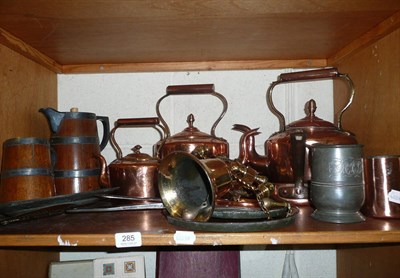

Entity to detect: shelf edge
[60,59,327,74]
[0,230,399,247]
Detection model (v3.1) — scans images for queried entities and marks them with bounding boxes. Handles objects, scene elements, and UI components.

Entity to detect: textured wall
[58,69,333,161]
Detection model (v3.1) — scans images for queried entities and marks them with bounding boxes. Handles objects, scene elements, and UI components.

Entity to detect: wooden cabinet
[0,1,399,277]
[332,26,400,278]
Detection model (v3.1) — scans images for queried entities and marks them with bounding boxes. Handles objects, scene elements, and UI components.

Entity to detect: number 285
[122,235,135,242]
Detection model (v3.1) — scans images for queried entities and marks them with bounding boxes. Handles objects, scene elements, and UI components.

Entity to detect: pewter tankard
[309,144,365,223]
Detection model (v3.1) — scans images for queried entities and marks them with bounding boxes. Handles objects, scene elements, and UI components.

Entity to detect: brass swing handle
[166,84,215,95]
[267,67,355,132]
[156,84,228,138]
[110,117,165,159]
[115,117,160,126]
[278,67,340,82]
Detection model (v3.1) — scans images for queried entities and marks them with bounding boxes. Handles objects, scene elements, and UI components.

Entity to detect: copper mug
[0,137,55,203]
[362,155,400,218]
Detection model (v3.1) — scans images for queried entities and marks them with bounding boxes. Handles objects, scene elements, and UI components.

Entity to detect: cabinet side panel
[332,27,400,157]
[0,249,59,278]
[337,245,400,278]
[333,27,400,278]
[0,44,57,167]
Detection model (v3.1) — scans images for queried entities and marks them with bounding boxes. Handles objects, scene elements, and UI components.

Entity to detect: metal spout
[233,124,269,175]
[39,107,65,134]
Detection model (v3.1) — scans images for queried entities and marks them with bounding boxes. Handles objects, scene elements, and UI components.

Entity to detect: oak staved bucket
[40,107,110,195]
[0,137,55,203]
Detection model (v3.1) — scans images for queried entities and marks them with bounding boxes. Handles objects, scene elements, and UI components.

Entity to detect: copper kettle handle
[110,117,165,159]
[155,84,228,138]
[266,67,355,132]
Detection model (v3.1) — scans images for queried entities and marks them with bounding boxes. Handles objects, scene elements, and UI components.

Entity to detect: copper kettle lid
[126,145,156,161]
[287,99,337,129]
[167,114,227,142]
[121,145,158,163]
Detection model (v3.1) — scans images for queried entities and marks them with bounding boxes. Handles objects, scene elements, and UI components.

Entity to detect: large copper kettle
[98,117,164,198]
[153,84,229,159]
[235,68,358,205]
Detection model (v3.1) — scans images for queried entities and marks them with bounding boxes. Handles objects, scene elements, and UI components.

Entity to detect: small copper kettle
[153,84,229,159]
[99,117,164,198]
[235,68,358,205]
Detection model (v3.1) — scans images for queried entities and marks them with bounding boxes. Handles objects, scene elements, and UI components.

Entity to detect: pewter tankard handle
[266,67,355,132]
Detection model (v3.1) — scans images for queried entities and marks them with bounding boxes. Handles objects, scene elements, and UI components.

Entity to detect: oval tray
[212,206,288,220]
[165,207,298,232]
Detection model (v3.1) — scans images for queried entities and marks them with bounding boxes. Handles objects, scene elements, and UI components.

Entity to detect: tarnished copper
[362,155,400,219]
[98,117,163,198]
[153,84,229,159]
[235,68,358,205]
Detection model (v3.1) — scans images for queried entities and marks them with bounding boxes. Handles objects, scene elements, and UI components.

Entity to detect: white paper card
[173,231,196,245]
[115,232,142,248]
[93,255,145,278]
[388,189,400,204]
[49,260,93,278]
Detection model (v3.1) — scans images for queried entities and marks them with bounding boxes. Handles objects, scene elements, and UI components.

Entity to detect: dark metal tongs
[65,195,165,213]
[0,194,165,225]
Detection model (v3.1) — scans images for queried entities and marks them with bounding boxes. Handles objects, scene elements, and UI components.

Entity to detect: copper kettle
[98,117,164,198]
[153,84,229,159]
[235,68,358,205]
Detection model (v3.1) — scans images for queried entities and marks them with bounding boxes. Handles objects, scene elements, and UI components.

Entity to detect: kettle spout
[233,124,269,175]
[96,154,110,188]
[39,107,65,134]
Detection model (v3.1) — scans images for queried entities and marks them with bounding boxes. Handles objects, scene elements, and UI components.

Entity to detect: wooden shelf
[1,1,400,73]
[1,2,399,277]
[0,207,399,247]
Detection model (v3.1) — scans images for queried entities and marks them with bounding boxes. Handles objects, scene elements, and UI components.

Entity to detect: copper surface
[235,68,358,205]
[99,117,162,199]
[155,84,229,159]
[363,155,400,218]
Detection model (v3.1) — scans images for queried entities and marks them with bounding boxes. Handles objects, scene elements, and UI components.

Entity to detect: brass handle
[156,84,228,138]
[266,67,355,132]
[110,117,164,159]
[166,84,215,95]
[278,68,340,82]
[115,117,160,126]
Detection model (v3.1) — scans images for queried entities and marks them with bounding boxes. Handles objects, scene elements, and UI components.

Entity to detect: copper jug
[153,84,229,159]
[39,107,110,195]
[235,68,358,205]
[98,117,163,198]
